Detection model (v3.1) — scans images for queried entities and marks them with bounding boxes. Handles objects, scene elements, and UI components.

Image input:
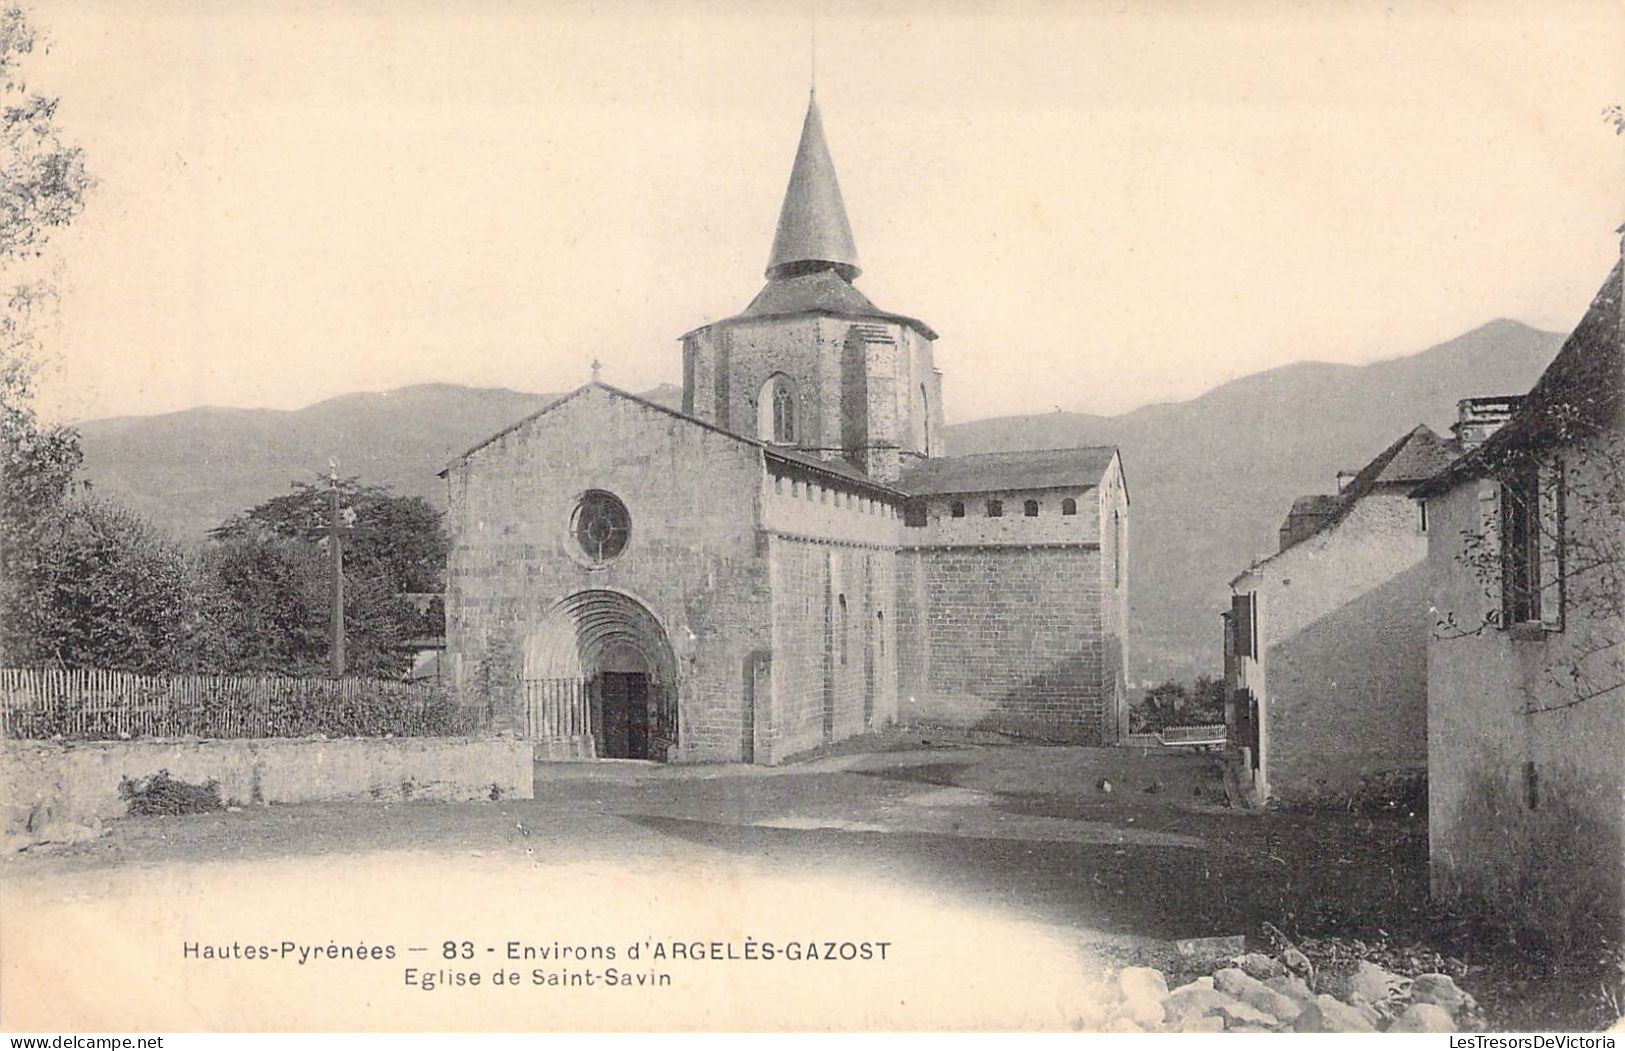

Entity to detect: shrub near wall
[0,668,489,740]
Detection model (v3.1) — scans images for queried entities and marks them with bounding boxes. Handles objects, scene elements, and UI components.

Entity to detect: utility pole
[325,462,347,678]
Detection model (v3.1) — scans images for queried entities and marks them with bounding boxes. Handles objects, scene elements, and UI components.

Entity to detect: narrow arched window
[919,384,931,456]
[950,501,965,518]
[1024,499,1039,517]
[757,374,797,444]
[838,595,849,666]
[987,500,1004,518]
[1061,498,1077,516]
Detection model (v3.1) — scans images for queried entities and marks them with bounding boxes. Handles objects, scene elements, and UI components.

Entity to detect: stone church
[442,94,1130,763]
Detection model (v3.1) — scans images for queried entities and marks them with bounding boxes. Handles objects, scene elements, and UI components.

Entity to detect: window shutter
[1539,459,1565,631]
[1231,594,1255,658]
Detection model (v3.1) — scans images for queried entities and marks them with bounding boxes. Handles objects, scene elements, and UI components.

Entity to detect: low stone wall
[1,736,534,844]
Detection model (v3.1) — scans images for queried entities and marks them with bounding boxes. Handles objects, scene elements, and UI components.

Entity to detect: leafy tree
[21,496,207,671]
[202,478,448,677]
[0,5,93,665]
[209,476,448,594]
[1131,675,1226,733]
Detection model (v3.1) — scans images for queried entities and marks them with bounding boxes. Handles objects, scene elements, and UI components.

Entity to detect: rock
[1389,1003,1455,1033]
[1117,966,1168,1002]
[1329,960,1410,1006]
[1266,975,1316,1005]
[1104,1018,1144,1033]
[1293,994,1378,1033]
[1179,1015,1225,1033]
[1167,976,1215,996]
[1162,987,1236,1026]
[1411,972,1476,1015]
[1097,778,1113,793]
[1116,967,1168,1027]
[1213,966,1303,1023]
[1214,1000,1278,1028]
[1236,952,1285,981]
[1279,944,1314,983]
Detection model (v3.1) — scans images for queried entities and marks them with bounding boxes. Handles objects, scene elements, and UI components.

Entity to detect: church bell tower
[679,91,944,482]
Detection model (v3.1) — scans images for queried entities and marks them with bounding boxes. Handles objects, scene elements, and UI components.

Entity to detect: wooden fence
[0,667,489,741]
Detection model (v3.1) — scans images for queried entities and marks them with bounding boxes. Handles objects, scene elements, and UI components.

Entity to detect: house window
[1419,499,1428,533]
[903,501,927,528]
[1112,510,1122,588]
[1023,500,1039,517]
[986,500,1004,518]
[838,595,849,666]
[1061,498,1077,516]
[1500,460,1564,629]
[950,501,965,518]
[756,374,798,444]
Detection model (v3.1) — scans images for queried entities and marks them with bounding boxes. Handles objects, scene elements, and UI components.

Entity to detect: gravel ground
[2,730,1613,1030]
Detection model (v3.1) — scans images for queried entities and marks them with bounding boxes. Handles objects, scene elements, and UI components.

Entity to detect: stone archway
[523,590,680,761]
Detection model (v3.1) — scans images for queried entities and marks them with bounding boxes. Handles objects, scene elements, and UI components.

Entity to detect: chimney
[1451,396,1523,449]
[1335,470,1358,493]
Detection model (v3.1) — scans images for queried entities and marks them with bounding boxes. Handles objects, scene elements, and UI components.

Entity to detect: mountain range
[75,319,1564,683]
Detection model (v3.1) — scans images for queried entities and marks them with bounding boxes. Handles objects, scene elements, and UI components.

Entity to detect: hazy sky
[21,0,1625,425]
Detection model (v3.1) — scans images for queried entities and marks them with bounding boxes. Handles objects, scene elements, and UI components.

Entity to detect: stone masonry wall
[445,387,772,762]
[683,313,939,482]
[902,546,1108,743]
[2,737,533,845]
[769,537,897,760]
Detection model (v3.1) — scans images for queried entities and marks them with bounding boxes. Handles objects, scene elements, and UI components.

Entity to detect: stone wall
[445,387,772,762]
[768,537,897,760]
[1,737,533,844]
[1425,435,1625,933]
[899,546,1108,743]
[683,313,941,482]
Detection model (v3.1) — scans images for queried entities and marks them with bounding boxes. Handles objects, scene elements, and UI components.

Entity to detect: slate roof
[684,268,938,341]
[1286,494,1342,519]
[896,447,1119,497]
[1249,425,1460,568]
[766,93,860,281]
[1413,258,1623,497]
[441,382,904,496]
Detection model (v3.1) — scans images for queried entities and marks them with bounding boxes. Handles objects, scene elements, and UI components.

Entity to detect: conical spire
[766,92,861,281]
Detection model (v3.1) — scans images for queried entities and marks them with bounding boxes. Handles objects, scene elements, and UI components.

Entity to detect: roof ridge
[927,444,1120,459]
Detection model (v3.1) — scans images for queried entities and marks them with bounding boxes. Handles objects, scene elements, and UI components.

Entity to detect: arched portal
[523,590,679,761]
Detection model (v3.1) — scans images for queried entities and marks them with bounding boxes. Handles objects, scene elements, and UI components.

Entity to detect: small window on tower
[1023,500,1039,517]
[1061,498,1077,516]
[903,501,927,528]
[986,500,1004,518]
[950,501,965,518]
[756,374,798,444]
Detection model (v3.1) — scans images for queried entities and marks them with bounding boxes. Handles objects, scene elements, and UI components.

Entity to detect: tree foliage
[1131,675,1226,733]
[202,478,449,677]
[17,495,209,671]
[0,5,95,666]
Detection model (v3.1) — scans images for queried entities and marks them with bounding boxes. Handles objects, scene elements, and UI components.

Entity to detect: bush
[1130,675,1226,733]
[118,769,224,815]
